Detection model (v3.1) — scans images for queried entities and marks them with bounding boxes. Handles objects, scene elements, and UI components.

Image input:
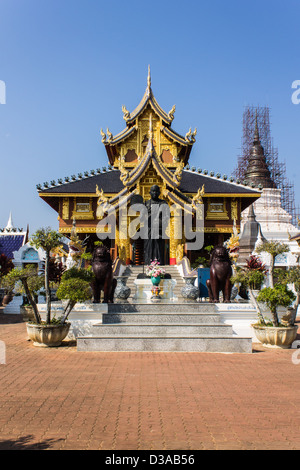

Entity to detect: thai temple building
[37,69,262,266]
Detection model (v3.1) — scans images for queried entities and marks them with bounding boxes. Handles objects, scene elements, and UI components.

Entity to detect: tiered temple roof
[37,69,262,266]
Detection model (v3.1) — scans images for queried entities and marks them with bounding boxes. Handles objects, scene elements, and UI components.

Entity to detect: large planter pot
[181,276,198,301]
[0,288,5,306]
[252,324,298,349]
[26,322,71,347]
[114,276,131,301]
[2,292,13,306]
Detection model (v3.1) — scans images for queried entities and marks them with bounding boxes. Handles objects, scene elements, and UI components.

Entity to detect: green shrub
[256,285,296,327]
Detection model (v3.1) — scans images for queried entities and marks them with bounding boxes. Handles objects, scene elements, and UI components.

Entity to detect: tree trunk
[248,288,266,325]
[269,255,275,288]
[271,307,279,327]
[45,252,51,324]
[60,300,75,324]
[23,279,41,324]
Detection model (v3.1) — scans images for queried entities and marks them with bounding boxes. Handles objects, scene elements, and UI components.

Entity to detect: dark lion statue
[206,245,232,303]
[91,245,117,303]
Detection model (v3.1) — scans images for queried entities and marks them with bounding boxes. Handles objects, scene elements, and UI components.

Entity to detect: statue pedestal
[133,279,177,302]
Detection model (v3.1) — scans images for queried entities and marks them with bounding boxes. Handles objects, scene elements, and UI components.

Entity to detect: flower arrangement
[145,259,166,278]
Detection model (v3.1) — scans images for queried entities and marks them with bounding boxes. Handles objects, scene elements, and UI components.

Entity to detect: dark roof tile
[179,171,260,194]
[0,235,26,259]
[38,169,260,196]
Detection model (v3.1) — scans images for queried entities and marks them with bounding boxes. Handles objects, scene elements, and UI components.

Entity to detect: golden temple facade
[38,68,261,265]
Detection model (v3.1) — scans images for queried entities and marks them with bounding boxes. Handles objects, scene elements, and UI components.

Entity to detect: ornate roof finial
[106,128,113,142]
[147,64,151,89]
[122,105,130,121]
[5,212,15,232]
[254,110,260,142]
[100,128,107,143]
[168,104,176,120]
[185,128,192,141]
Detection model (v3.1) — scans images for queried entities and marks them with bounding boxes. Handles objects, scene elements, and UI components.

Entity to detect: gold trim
[39,192,261,199]
[62,197,69,219]
[204,227,238,233]
[184,193,261,198]
[59,226,238,235]
[231,198,238,221]
[39,192,117,198]
[207,193,261,198]
[59,227,98,233]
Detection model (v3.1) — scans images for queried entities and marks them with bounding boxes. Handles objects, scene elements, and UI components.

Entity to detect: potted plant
[145,259,166,286]
[254,285,296,348]
[2,266,43,324]
[231,265,266,326]
[250,241,298,348]
[24,266,94,347]
[29,227,64,324]
[2,227,94,347]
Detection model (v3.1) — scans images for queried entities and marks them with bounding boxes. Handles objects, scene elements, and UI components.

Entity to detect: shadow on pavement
[0,434,63,450]
[0,313,24,325]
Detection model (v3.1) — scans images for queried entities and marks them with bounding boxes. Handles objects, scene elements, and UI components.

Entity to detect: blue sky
[0,0,299,234]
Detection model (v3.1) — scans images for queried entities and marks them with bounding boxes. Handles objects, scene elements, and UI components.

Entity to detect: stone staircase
[123,265,185,301]
[77,302,252,353]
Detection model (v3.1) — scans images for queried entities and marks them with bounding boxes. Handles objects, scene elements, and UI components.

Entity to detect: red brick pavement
[0,313,300,450]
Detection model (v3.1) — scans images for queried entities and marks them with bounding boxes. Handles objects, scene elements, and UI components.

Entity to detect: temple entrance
[186,232,232,267]
[132,238,144,265]
[131,238,169,265]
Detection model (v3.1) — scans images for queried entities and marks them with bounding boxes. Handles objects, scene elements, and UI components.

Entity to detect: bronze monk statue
[143,185,169,265]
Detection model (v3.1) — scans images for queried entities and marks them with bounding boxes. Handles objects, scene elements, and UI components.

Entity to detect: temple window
[76,198,90,213]
[206,198,229,220]
[72,197,94,220]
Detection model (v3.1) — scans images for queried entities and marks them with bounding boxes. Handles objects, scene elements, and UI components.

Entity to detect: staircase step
[103,312,221,324]
[77,334,252,353]
[93,323,233,335]
[107,302,213,313]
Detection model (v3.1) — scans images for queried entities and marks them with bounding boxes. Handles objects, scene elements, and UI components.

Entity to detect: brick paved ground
[0,312,300,450]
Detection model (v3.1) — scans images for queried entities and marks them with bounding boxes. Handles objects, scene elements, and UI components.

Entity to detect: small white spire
[5,212,15,231]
